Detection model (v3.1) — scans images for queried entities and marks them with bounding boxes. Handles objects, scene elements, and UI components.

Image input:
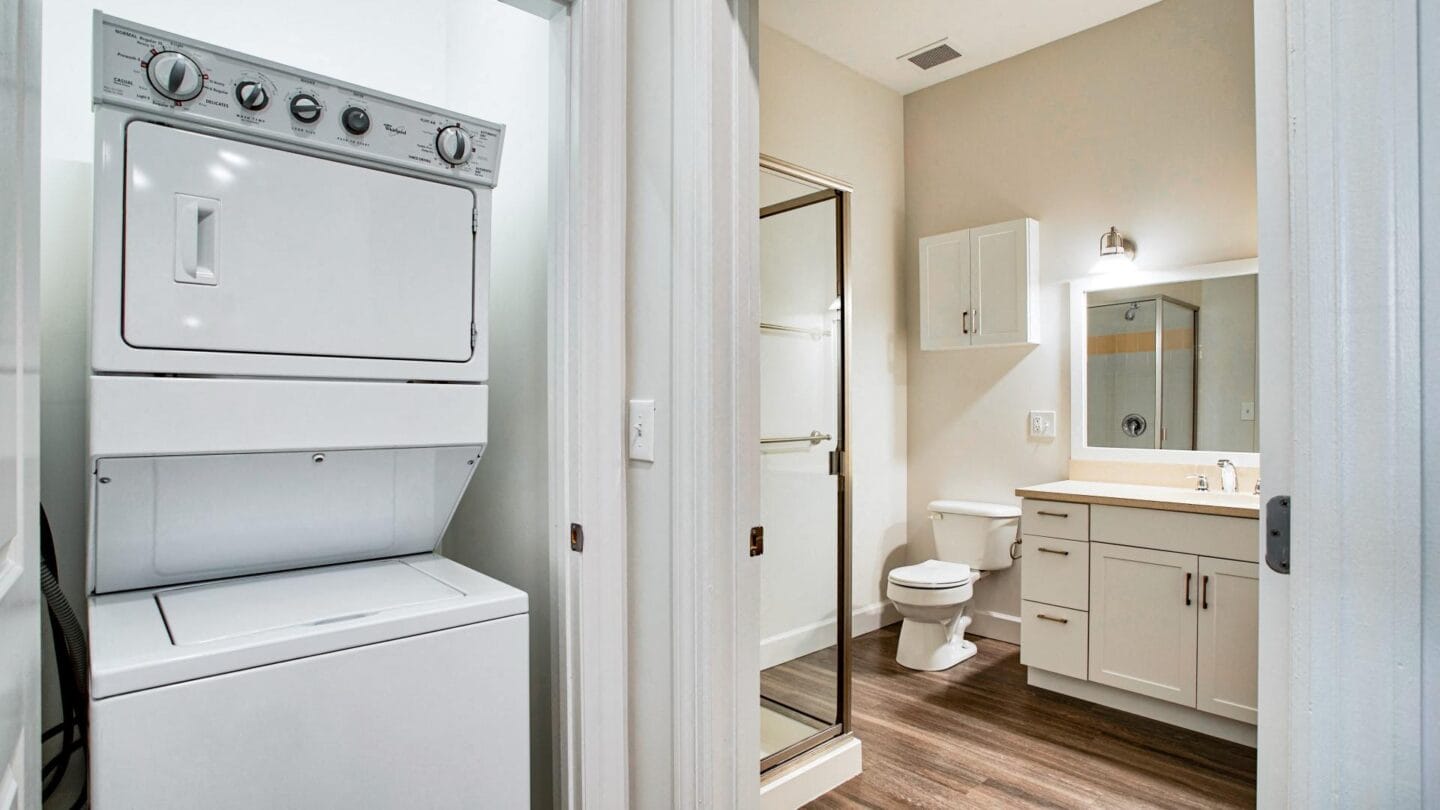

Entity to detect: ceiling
[760,1,1163,95]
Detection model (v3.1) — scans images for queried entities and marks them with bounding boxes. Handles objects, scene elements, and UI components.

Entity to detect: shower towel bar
[760,430,832,446]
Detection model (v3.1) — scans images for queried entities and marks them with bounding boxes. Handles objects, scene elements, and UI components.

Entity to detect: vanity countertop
[1015,480,1260,519]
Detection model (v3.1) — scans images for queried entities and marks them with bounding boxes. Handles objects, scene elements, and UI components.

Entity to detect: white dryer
[85,14,527,808]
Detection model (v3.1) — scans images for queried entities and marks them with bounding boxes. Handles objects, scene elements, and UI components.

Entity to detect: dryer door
[122,122,475,362]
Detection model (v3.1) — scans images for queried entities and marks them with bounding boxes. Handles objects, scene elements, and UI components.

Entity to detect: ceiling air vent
[901,40,961,71]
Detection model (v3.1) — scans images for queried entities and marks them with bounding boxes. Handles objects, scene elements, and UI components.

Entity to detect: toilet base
[895,617,977,671]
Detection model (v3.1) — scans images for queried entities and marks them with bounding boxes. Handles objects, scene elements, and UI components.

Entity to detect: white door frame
[0,0,43,805]
[1256,0,1429,805]
[667,1,761,807]
[541,1,630,808]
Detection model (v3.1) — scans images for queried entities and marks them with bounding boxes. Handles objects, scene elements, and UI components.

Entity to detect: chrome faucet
[1216,459,1238,494]
[1185,472,1210,491]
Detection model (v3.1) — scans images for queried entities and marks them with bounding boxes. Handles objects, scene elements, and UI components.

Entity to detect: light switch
[1241,401,1256,421]
[1028,410,1057,439]
[629,399,656,462]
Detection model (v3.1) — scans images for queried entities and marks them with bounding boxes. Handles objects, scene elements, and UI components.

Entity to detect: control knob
[289,93,322,124]
[341,106,371,135]
[234,81,270,111]
[146,51,205,102]
[435,125,471,165]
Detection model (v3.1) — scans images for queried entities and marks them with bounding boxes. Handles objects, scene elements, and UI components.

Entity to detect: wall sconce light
[1091,226,1135,274]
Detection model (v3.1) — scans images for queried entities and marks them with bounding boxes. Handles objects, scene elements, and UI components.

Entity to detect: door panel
[1197,557,1259,723]
[969,219,1028,346]
[919,230,972,349]
[123,122,475,362]
[1089,542,1199,706]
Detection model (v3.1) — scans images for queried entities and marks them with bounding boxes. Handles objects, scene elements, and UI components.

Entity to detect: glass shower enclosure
[757,156,851,773]
[1086,295,1199,450]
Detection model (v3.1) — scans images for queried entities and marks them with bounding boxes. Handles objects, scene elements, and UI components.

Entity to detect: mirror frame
[1069,257,1260,465]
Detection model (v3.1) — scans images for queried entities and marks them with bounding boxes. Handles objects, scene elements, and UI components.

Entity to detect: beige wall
[760,27,909,627]
[903,0,1257,641]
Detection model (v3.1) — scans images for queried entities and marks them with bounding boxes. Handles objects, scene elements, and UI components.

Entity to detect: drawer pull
[1036,510,1070,518]
[1036,613,1069,624]
[1037,547,1069,556]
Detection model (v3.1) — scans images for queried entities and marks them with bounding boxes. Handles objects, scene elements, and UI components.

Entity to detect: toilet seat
[888,560,973,589]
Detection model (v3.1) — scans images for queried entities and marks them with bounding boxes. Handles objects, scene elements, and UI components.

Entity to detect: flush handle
[174,194,220,286]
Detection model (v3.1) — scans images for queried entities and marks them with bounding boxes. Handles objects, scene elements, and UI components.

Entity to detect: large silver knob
[146,51,205,102]
[435,126,471,165]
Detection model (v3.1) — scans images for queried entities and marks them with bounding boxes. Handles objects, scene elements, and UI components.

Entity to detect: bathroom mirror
[1071,259,1259,462]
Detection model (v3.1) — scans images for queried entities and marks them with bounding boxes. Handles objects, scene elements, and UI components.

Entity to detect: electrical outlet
[1028,410,1057,439]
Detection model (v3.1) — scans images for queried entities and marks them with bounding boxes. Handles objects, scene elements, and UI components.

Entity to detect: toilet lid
[889,560,973,589]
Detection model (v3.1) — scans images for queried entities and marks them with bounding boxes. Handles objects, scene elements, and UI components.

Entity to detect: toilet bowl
[887,500,1020,671]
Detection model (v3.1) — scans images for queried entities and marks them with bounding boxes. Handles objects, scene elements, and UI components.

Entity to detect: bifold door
[123,122,476,362]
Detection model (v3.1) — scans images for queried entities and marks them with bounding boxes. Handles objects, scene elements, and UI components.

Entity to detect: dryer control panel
[93,13,505,187]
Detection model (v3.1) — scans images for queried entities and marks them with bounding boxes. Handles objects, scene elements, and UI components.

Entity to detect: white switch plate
[1028,410,1057,439]
[629,399,656,462]
[1240,401,1256,421]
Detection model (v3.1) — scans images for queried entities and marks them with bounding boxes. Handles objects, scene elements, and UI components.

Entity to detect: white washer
[86,15,526,808]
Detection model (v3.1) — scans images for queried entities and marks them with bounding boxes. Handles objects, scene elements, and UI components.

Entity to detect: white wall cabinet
[919,218,1038,349]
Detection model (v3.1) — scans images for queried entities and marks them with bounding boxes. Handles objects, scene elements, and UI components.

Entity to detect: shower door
[757,157,850,773]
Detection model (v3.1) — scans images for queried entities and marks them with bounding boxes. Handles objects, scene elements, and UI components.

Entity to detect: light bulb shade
[1090,252,1134,274]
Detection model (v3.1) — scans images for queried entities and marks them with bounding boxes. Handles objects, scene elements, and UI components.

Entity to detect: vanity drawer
[1090,505,1258,562]
[1022,499,1089,541]
[1020,601,1088,680]
[1021,536,1089,610]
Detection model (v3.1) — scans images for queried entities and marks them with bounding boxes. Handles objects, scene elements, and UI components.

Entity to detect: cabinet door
[1196,557,1259,723]
[968,218,1034,346]
[1088,543,1199,706]
[918,229,972,349]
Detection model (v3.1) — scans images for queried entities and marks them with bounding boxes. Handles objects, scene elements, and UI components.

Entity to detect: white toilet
[887,500,1020,671]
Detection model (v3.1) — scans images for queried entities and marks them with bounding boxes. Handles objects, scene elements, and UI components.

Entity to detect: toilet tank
[928,500,1021,571]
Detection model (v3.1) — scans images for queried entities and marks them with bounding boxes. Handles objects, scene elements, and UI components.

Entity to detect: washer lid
[88,554,527,699]
[889,560,973,589]
[927,499,1021,518]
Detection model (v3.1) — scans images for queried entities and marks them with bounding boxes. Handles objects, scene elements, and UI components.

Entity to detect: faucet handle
[1254,477,1262,495]
[1186,473,1210,491]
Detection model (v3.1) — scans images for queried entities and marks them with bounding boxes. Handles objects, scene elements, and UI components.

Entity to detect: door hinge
[472,207,479,233]
[570,523,584,552]
[1265,495,1289,574]
[828,449,844,476]
[749,526,764,557]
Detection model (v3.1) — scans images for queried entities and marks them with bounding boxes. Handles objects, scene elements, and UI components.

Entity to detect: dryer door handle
[174,194,220,286]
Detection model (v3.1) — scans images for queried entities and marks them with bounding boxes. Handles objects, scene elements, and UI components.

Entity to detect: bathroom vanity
[1015,480,1260,746]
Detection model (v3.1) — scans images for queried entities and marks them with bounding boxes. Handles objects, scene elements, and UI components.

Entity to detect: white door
[123,123,477,362]
[1088,542,1199,706]
[0,0,42,804]
[967,218,1030,346]
[918,229,972,349]
[1196,557,1259,724]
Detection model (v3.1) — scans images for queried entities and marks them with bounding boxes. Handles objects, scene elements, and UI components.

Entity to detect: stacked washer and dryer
[85,14,527,807]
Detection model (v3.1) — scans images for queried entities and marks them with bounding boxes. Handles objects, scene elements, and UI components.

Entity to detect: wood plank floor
[768,625,1256,809]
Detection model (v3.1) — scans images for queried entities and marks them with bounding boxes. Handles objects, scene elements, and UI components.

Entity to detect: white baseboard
[761,601,901,670]
[968,608,1021,645]
[1028,668,1257,747]
[760,735,861,810]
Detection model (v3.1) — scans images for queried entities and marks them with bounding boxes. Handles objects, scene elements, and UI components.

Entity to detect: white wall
[759,25,909,637]
[37,0,551,801]
[903,0,1257,642]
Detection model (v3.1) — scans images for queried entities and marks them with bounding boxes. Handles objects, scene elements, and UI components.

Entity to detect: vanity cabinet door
[1088,543,1198,706]
[1196,557,1259,724]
